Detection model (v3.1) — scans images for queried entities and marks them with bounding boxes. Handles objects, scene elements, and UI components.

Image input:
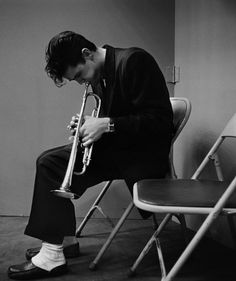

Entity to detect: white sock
[31,242,66,271]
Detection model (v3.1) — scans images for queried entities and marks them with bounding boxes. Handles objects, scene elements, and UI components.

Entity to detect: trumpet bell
[51,189,79,199]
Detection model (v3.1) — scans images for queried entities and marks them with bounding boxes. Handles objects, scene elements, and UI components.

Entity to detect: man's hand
[67,114,81,140]
[79,116,110,147]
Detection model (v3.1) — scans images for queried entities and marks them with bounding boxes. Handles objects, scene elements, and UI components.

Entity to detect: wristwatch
[107,118,115,133]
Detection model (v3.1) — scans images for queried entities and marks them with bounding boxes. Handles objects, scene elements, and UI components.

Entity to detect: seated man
[8,31,173,279]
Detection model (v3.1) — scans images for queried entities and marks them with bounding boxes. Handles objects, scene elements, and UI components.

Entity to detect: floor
[0,216,236,281]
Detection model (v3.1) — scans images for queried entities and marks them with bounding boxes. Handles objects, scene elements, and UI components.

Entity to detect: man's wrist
[105,117,115,133]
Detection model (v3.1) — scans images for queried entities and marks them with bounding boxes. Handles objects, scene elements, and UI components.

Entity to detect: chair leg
[76,181,113,237]
[162,226,206,281]
[152,214,159,230]
[155,238,167,279]
[89,201,134,270]
[128,214,172,277]
[174,214,189,246]
[163,205,226,281]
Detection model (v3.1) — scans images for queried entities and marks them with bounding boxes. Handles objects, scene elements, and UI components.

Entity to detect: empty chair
[130,112,236,281]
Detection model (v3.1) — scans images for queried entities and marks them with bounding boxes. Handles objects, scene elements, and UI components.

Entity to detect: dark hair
[45,31,97,87]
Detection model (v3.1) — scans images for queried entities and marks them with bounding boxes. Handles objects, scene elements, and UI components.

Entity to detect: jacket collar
[102,44,116,85]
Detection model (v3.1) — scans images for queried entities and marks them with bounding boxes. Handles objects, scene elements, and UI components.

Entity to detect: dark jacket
[94,45,173,179]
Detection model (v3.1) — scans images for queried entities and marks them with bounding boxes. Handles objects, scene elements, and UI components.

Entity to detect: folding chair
[76,97,191,238]
[86,97,191,270]
[129,113,236,281]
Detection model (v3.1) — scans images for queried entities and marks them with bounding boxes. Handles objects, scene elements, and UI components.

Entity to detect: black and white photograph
[0,1,236,280]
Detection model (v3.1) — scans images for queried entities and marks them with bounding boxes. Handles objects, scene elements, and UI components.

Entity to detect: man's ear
[81,48,93,60]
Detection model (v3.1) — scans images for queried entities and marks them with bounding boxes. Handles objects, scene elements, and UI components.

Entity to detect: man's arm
[112,50,173,139]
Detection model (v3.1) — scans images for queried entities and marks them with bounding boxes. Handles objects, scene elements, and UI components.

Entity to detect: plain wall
[174,0,236,247]
[0,0,175,218]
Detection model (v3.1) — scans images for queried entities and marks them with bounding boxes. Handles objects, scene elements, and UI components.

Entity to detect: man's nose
[79,80,87,85]
[74,78,85,85]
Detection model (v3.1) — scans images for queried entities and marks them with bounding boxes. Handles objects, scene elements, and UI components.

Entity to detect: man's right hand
[67,114,81,139]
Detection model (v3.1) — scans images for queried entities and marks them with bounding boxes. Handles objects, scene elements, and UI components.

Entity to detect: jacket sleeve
[112,51,173,140]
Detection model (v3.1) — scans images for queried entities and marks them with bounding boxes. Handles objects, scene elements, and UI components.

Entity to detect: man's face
[64,50,101,85]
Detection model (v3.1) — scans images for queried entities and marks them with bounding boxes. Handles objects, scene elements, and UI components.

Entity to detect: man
[8,31,173,279]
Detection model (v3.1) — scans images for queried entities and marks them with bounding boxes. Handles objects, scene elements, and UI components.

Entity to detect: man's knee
[36,149,53,168]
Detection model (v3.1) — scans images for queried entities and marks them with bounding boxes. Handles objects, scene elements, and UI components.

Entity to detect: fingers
[69,135,93,147]
[81,138,93,147]
[68,129,94,147]
[67,114,81,135]
[68,115,98,146]
[68,135,74,141]
[67,124,76,136]
[83,115,90,121]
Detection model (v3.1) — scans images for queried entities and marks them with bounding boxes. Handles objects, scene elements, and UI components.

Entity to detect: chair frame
[130,113,236,281]
[75,97,191,270]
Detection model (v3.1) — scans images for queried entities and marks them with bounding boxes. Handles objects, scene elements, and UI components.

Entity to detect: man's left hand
[79,116,110,147]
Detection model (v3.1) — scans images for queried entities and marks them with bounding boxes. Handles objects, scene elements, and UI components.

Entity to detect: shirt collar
[102,44,115,84]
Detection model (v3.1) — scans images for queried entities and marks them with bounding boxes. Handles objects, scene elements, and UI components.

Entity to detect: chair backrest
[168,97,191,178]
[221,113,236,138]
[170,97,192,145]
[192,112,236,180]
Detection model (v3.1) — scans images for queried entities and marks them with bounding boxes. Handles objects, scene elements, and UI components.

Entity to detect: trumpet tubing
[51,83,101,199]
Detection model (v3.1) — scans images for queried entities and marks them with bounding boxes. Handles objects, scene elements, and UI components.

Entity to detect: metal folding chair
[86,97,191,270]
[76,97,191,238]
[130,113,236,281]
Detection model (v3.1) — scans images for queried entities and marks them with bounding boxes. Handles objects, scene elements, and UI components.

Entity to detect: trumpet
[51,83,101,199]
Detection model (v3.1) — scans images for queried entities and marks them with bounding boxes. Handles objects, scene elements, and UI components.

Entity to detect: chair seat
[136,179,236,208]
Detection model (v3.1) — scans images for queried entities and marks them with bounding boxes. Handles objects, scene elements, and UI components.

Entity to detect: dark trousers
[24,143,167,243]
